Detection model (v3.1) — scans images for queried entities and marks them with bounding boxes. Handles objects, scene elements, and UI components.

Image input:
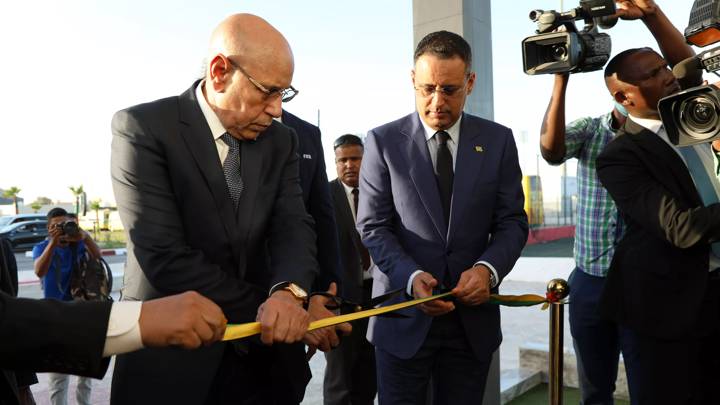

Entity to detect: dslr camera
[55,221,80,238]
[659,0,720,146]
[522,0,617,75]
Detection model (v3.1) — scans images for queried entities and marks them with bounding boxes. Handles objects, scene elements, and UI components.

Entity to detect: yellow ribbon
[223,291,453,341]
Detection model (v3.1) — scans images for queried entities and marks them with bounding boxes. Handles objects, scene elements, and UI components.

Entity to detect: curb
[24,248,127,258]
[526,226,574,245]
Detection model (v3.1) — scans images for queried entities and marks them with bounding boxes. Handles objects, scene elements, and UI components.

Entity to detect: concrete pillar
[412,1,500,404]
[412,0,494,120]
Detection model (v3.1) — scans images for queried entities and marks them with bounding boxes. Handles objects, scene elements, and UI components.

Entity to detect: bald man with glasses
[110,14,324,404]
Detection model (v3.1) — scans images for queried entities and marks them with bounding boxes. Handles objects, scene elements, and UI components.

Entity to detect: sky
[0,0,700,206]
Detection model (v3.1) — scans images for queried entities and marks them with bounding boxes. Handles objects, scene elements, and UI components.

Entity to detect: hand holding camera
[615,0,658,21]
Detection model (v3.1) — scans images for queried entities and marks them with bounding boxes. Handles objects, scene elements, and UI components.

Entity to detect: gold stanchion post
[547,278,569,405]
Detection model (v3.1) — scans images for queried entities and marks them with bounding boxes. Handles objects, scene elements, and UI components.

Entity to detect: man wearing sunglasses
[110,14,321,404]
[357,31,528,404]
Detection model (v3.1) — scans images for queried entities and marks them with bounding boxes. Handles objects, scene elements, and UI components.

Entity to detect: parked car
[0,214,46,228]
[0,220,48,251]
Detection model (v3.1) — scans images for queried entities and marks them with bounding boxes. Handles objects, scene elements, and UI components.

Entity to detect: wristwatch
[269,282,308,304]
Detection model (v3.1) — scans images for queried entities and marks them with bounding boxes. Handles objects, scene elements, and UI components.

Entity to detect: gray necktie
[220,133,244,208]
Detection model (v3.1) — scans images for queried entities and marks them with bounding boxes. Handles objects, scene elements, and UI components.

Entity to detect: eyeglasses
[333,134,364,149]
[414,76,470,98]
[227,57,299,103]
[414,84,467,98]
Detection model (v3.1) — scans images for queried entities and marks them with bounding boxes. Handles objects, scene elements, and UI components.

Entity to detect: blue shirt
[32,239,86,301]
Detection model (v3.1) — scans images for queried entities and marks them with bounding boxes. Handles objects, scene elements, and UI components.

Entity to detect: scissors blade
[367,287,405,308]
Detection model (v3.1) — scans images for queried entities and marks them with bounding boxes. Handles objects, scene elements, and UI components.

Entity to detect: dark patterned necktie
[352,187,371,271]
[220,133,244,208]
[435,131,453,224]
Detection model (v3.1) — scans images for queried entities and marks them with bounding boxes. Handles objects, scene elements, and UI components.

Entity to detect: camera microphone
[673,55,703,81]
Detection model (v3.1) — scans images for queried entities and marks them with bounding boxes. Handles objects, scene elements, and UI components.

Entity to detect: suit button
[446,250,452,256]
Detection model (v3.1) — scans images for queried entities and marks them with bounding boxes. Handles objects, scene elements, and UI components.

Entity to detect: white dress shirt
[102,301,143,356]
[195,80,232,164]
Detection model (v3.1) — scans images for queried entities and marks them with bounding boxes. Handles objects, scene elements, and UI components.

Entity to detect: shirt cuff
[102,301,144,357]
[407,270,424,296]
[475,261,499,288]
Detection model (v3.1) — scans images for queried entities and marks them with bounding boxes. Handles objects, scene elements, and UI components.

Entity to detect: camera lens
[679,96,720,141]
[551,44,568,61]
[62,221,80,238]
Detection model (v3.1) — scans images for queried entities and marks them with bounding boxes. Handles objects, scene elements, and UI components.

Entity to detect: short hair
[47,207,68,220]
[604,47,655,78]
[333,134,363,150]
[414,30,472,73]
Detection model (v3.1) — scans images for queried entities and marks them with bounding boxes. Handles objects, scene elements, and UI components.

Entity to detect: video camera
[55,221,80,238]
[522,0,617,75]
[659,0,720,146]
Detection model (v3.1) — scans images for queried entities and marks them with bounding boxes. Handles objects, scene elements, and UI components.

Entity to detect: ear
[208,54,232,93]
[465,72,477,95]
[411,69,416,87]
[613,90,631,107]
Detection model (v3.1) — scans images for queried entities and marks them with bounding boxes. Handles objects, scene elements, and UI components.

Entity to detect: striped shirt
[557,113,624,277]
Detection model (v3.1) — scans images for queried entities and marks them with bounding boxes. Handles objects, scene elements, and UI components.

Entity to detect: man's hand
[256,290,310,345]
[412,272,454,316]
[47,224,64,247]
[712,139,720,154]
[451,265,492,306]
[303,282,352,356]
[139,291,227,349]
[615,0,658,21]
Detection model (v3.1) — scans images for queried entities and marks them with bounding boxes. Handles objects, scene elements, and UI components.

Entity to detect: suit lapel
[332,180,363,286]
[177,82,242,263]
[403,113,446,241]
[235,129,265,240]
[625,119,702,205]
[448,115,485,239]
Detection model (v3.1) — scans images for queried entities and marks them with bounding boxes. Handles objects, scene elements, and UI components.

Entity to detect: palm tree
[89,199,102,236]
[3,187,21,214]
[69,185,84,215]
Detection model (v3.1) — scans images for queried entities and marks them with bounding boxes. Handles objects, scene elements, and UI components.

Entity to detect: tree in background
[2,187,21,214]
[30,202,42,213]
[89,199,102,236]
[68,185,84,215]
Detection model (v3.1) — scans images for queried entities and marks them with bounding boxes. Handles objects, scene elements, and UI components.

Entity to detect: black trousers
[633,275,720,405]
[206,341,311,405]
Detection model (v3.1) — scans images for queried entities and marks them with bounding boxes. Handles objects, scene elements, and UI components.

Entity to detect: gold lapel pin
[474,146,484,152]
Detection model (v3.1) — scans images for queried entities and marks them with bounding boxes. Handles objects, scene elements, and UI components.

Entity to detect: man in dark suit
[110,14,322,405]
[275,110,347,402]
[324,134,376,405]
[596,7,720,401]
[0,290,227,405]
[357,31,528,404]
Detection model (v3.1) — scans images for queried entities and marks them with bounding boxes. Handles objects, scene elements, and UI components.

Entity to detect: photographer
[539,2,699,403]
[593,1,720,403]
[32,207,101,405]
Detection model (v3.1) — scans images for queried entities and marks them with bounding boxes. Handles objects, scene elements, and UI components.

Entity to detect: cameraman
[592,1,720,403]
[32,207,101,405]
[539,1,695,403]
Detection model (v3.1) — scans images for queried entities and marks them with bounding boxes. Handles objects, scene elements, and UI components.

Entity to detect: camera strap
[679,145,720,257]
